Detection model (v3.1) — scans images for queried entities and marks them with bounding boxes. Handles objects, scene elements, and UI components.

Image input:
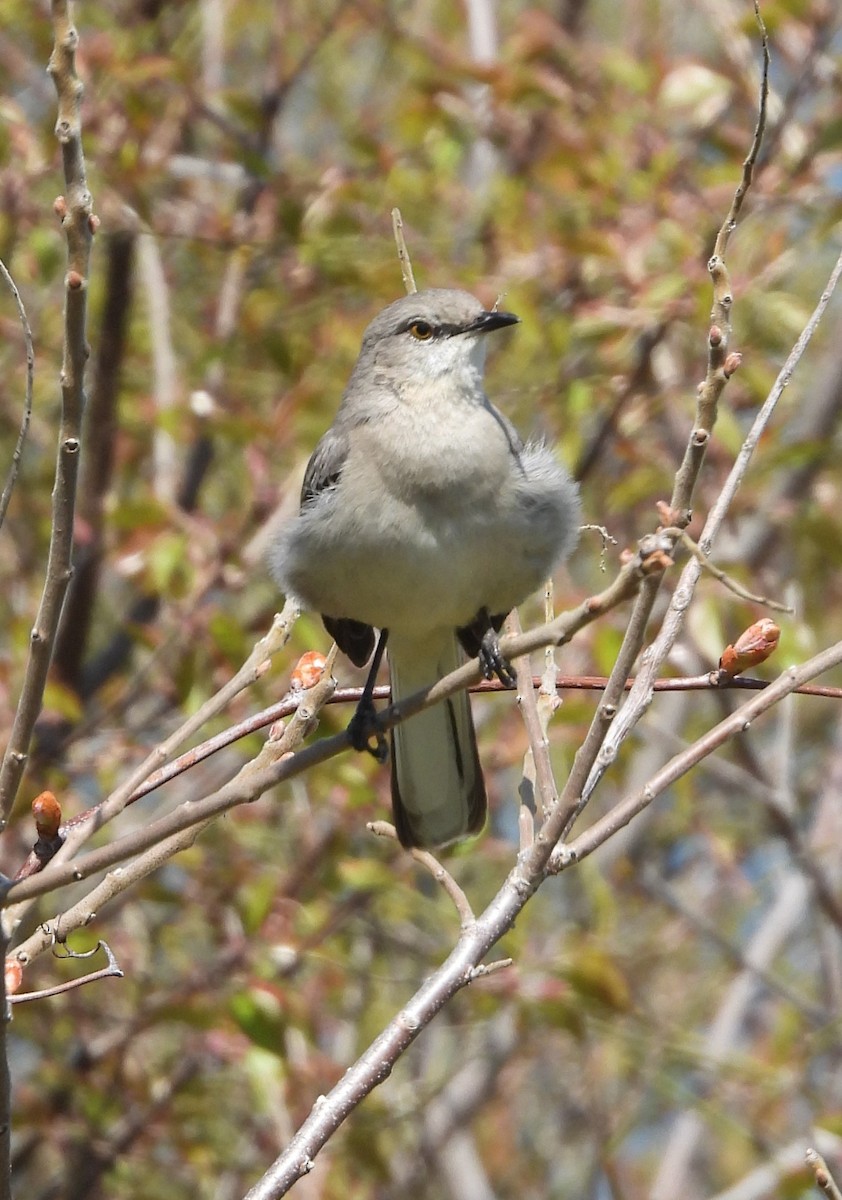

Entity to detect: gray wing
[299,425,376,668]
[300,426,350,507]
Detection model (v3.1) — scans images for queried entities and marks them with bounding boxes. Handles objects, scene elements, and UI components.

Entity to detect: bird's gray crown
[361,288,518,347]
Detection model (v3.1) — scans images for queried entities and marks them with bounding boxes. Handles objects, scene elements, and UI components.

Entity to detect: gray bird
[270,288,580,849]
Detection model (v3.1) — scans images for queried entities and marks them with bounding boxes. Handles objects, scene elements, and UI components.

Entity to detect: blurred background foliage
[1,0,842,1196]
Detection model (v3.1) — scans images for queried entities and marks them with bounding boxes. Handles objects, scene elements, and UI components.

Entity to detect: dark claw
[348,696,389,763]
[479,627,517,688]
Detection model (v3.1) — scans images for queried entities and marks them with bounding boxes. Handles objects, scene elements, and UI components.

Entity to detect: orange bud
[32,791,62,840]
[4,959,23,996]
[641,548,674,575]
[290,651,327,691]
[719,619,781,678]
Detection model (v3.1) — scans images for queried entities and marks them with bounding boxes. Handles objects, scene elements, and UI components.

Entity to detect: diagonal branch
[241,639,842,1199]
[579,240,842,811]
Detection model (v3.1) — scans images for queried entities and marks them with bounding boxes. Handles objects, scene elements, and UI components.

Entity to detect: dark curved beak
[468,309,520,335]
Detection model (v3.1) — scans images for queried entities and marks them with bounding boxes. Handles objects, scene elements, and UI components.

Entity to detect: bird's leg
[457,607,517,688]
[478,625,517,688]
[348,628,390,763]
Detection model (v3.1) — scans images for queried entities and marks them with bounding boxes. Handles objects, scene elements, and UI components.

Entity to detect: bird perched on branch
[271,288,580,848]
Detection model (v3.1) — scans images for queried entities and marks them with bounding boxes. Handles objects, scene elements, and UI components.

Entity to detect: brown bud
[718,619,781,678]
[32,790,62,840]
[290,651,327,691]
[88,213,101,234]
[4,959,23,997]
[641,548,674,575]
[723,351,743,378]
[53,195,67,219]
[66,270,84,290]
[709,325,722,346]
[656,501,688,529]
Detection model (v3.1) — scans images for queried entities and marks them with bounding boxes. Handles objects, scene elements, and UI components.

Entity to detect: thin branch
[806,1148,842,1200]
[11,537,842,916]
[391,207,417,294]
[509,608,560,827]
[10,940,122,1004]
[0,259,34,531]
[563,640,842,866]
[558,43,771,836]
[710,1,769,263]
[665,528,793,612]
[239,640,842,1199]
[10,654,338,964]
[2,601,300,938]
[0,0,94,829]
[3,541,657,911]
[368,822,476,928]
[581,240,842,809]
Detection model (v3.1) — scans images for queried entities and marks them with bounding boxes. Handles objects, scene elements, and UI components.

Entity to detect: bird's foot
[348,696,389,763]
[479,627,517,688]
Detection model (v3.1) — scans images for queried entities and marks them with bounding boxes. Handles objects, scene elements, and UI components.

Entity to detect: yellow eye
[409,320,434,340]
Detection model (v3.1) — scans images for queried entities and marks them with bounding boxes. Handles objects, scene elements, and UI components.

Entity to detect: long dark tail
[388,633,486,849]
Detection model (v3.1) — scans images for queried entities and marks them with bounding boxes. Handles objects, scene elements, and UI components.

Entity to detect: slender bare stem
[581,241,842,808]
[369,822,477,928]
[0,259,34,532]
[391,207,417,294]
[10,941,123,1004]
[0,0,94,829]
[806,1147,842,1200]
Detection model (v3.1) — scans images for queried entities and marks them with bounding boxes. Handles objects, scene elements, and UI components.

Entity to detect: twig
[10,536,842,917]
[665,528,793,612]
[573,22,771,829]
[10,658,842,915]
[582,240,842,808]
[0,259,34,531]
[467,958,512,981]
[369,822,476,927]
[509,609,559,829]
[10,655,338,965]
[239,638,842,1199]
[806,1148,842,1200]
[391,207,417,294]
[710,1,769,263]
[53,228,136,688]
[2,601,300,939]
[98,672,842,807]
[3,542,657,910]
[10,940,123,1004]
[563,640,842,866]
[0,0,94,830]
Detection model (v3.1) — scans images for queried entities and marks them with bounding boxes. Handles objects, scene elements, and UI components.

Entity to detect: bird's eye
[408,320,434,341]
